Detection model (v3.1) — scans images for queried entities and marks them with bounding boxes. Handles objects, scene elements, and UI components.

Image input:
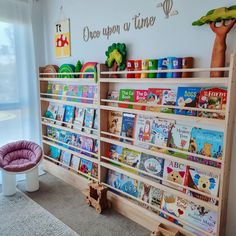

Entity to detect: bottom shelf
[43,159,194,235]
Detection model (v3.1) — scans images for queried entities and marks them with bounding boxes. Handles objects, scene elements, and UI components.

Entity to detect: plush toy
[193,6,236,77]
[105,43,127,78]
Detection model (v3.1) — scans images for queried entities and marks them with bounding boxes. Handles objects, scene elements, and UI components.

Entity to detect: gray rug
[0,190,78,236]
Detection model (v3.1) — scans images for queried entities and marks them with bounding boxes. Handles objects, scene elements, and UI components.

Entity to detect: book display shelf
[39,54,236,236]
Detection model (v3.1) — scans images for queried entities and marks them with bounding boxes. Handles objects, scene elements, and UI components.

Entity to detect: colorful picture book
[108,111,123,137]
[108,144,123,162]
[91,163,98,178]
[45,103,58,122]
[121,148,141,169]
[146,88,166,112]
[80,136,94,156]
[79,158,93,175]
[189,128,223,159]
[61,151,72,167]
[163,160,187,191]
[175,87,201,116]
[198,87,227,119]
[49,146,61,160]
[118,89,134,108]
[70,156,80,170]
[161,89,177,114]
[133,90,148,110]
[83,108,95,134]
[139,183,152,204]
[107,91,119,107]
[120,113,136,144]
[55,104,65,125]
[64,105,75,128]
[74,107,85,131]
[149,186,163,209]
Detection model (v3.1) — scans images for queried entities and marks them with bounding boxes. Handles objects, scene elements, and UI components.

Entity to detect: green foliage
[192,5,236,26]
[105,43,127,70]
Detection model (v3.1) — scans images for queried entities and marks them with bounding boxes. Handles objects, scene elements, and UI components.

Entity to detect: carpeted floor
[15,173,149,236]
[0,190,78,236]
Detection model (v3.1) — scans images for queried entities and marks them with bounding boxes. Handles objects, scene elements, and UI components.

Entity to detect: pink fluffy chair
[0,140,43,196]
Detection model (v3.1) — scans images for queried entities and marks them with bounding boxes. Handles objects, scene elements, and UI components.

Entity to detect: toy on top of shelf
[105,43,127,78]
[134,60,142,78]
[80,62,98,81]
[182,57,194,78]
[141,59,149,78]
[192,5,236,77]
[75,60,83,75]
[156,58,167,78]
[172,58,183,78]
[166,57,176,78]
[126,60,135,78]
[42,65,59,78]
[148,59,158,78]
[58,64,75,78]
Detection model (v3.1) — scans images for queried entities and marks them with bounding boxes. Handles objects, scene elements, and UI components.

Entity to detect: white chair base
[2,166,39,196]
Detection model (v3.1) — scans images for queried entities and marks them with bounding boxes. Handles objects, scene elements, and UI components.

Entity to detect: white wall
[35,1,236,235]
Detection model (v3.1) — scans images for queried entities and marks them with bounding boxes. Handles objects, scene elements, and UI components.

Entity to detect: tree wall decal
[193,6,236,78]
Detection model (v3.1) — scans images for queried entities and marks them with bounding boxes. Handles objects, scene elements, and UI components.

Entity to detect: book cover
[162,159,187,191]
[121,148,141,169]
[91,163,98,178]
[62,85,68,101]
[74,107,85,131]
[63,105,75,128]
[184,202,217,235]
[108,144,123,162]
[108,111,123,137]
[106,169,122,189]
[198,87,227,119]
[87,85,95,104]
[139,153,164,178]
[52,84,60,99]
[185,167,219,204]
[47,82,52,95]
[66,85,75,101]
[46,126,54,138]
[134,115,152,149]
[119,174,140,198]
[118,89,134,108]
[80,136,94,157]
[61,151,72,167]
[49,146,61,160]
[146,88,167,112]
[58,84,64,100]
[120,113,136,144]
[138,183,152,204]
[189,128,224,160]
[70,155,80,170]
[92,109,98,134]
[56,104,65,126]
[175,87,201,116]
[45,103,58,122]
[84,108,95,134]
[107,91,119,107]
[77,85,83,102]
[79,158,93,175]
[150,118,174,148]
[58,129,66,143]
[161,89,177,114]
[150,186,163,209]
[133,90,148,110]
[72,86,78,102]
[94,140,98,154]
[82,85,88,103]
[167,124,192,158]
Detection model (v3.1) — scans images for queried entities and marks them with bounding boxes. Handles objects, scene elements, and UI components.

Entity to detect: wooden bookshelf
[39,55,236,236]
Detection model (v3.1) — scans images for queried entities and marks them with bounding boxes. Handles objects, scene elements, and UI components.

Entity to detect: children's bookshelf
[39,54,236,236]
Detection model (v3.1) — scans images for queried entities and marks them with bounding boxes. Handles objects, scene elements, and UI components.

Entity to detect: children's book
[167,124,192,158]
[92,109,98,134]
[139,153,164,178]
[56,104,65,126]
[63,105,75,128]
[58,129,66,143]
[45,103,58,122]
[134,115,152,149]
[61,151,72,167]
[87,85,95,104]
[162,159,187,191]
[150,118,174,148]
[46,126,54,138]
[133,90,148,110]
[185,167,220,204]
[106,169,122,189]
[138,183,152,205]
[74,107,85,131]
[184,202,217,235]
[107,91,119,107]
[62,85,68,101]
[120,113,136,144]
[79,158,93,175]
[161,89,177,114]
[71,86,78,102]
[70,155,80,170]
[146,88,167,112]
[160,192,188,222]
[108,111,123,138]
[119,174,140,198]
[47,82,52,98]
[83,108,95,134]
[77,85,83,102]
[175,87,201,116]
[189,128,224,160]
[82,85,88,103]
[118,89,134,108]
[121,148,141,169]
[91,163,98,178]
[108,144,123,162]
[149,186,163,209]
[58,84,64,100]
[66,85,75,101]
[80,136,94,157]
[49,146,61,160]
[94,140,98,154]
[52,84,60,99]
[198,87,227,120]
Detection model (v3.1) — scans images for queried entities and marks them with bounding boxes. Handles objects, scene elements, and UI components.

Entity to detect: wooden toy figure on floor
[105,43,127,78]
[193,5,236,78]
[85,182,111,213]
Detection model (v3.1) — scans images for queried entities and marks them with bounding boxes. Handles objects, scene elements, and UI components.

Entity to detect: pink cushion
[0,140,43,172]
